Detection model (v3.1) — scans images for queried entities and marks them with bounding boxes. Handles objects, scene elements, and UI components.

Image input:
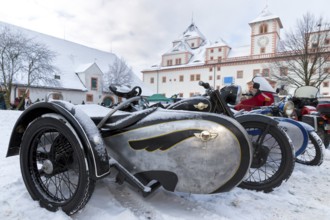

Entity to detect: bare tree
[0,26,58,109]
[270,13,330,89]
[103,56,133,91]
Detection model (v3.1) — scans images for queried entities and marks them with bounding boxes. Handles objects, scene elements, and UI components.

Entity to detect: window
[216,85,220,90]
[323,92,329,95]
[218,48,222,52]
[209,67,213,72]
[324,68,330,74]
[323,81,329,87]
[325,39,330,45]
[218,57,222,62]
[179,75,184,82]
[162,76,166,83]
[189,92,194,97]
[280,67,288,76]
[259,23,268,34]
[18,88,29,98]
[150,77,154,84]
[54,75,60,79]
[217,75,221,80]
[52,93,62,100]
[209,75,213,80]
[260,47,266,53]
[196,74,201,81]
[191,43,195,48]
[237,71,243,79]
[210,56,214,60]
[91,77,98,90]
[179,93,183,97]
[190,74,195,81]
[175,58,182,65]
[210,49,214,53]
[86,94,93,102]
[262,69,270,77]
[253,69,260,76]
[167,60,173,66]
[217,66,221,71]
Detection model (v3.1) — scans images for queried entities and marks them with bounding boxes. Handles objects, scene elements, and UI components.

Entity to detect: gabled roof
[249,6,283,28]
[0,21,151,94]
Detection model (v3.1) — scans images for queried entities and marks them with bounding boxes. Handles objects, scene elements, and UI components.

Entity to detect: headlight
[284,101,294,116]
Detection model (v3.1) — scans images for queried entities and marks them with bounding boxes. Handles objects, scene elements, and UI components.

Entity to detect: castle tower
[249,6,283,55]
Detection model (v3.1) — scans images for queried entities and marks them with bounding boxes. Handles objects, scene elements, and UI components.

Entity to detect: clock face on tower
[257,36,269,47]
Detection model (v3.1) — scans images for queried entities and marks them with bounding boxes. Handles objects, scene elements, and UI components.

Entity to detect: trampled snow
[1,109,330,220]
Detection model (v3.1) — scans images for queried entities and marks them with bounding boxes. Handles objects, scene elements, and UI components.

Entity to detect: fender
[301,105,317,115]
[297,120,315,133]
[271,117,308,156]
[235,114,278,127]
[6,101,110,180]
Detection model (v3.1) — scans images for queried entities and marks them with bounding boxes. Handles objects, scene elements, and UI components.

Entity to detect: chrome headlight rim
[284,101,294,116]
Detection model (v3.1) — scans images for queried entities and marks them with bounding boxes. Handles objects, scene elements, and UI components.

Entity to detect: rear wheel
[20,116,95,215]
[296,131,324,166]
[239,121,295,193]
[317,128,329,149]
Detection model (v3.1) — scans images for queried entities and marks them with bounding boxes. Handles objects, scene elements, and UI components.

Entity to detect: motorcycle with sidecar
[6,94,253,215]
[110,82,296,193]
[222,76,324,166]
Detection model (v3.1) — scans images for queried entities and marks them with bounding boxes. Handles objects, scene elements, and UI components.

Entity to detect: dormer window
[259,23,268,34]
[167,60,173,66]
[191,43,195,48]
[54,75,60,80]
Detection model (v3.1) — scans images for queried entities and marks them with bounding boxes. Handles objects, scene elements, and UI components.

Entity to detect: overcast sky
[0,0,328,78]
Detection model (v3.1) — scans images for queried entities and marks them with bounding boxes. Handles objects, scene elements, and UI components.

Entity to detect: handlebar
[199,81,211,89]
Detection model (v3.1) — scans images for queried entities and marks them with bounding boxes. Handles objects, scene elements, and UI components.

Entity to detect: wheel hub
[42,159,54,174]
[251,145,270,168]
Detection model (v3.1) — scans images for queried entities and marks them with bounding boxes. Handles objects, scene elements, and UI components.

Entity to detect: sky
[0,0,329,78]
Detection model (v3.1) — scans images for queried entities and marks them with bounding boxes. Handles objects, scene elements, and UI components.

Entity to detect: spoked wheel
[317,128,329,149]
[295,131,324,166]
[20,116,95,215]
[238,121,295,193]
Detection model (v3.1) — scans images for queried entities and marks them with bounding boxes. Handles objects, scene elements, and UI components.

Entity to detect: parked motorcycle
[6,96,253,215]
[316,100,330,147]
[110,82,296,193]
[222,76,324,166]
[285,85,330,148]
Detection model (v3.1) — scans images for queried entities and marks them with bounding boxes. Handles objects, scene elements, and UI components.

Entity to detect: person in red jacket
[235,82,272,111]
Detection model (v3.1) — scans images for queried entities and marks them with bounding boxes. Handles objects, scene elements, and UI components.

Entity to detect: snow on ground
[1,109,330,220]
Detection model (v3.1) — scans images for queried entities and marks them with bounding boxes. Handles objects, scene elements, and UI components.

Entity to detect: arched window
[259,23,268,34]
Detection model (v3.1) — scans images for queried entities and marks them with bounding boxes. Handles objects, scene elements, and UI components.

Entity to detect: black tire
[20,116,95,215]
[317,128,329,149]
[295,131,324,166]
[238,121,295,193]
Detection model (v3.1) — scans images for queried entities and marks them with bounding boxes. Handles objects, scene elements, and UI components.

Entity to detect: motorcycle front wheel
[238,121,295,193]
[20,116,95,215]
[295,131,324,166]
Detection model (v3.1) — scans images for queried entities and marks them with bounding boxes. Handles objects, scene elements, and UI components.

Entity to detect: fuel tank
[103,108,252,194]
[167,96,212,112]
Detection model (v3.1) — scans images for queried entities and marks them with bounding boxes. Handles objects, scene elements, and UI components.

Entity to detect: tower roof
[249,6,283,28]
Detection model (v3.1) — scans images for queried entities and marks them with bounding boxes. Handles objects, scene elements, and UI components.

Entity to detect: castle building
[142,8,330,98]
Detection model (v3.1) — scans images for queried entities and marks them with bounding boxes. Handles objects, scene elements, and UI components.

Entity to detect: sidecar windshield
[252,76,276,93]
[294,86,319,98]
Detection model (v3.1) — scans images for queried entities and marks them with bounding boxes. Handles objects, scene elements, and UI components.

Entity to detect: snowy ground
[1,109,330,220]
